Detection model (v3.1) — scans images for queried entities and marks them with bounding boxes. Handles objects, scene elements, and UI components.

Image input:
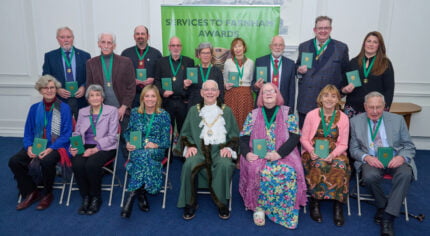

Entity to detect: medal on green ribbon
[199,65,212,83]
[89,105,103,140]
[135,46,149,67]
[320,108,336,137]
[313,38,331,60]
[362,56,376,84]
[233,57,245,85]
[144,110,155,144]
[101,54,113,87]
[169,56,182,82]
[262,106,279,137]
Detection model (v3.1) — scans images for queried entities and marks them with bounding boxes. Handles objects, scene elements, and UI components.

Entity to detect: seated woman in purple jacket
[70,84,118,215]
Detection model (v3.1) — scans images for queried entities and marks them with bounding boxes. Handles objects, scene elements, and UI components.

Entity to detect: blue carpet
[0,136,429,235]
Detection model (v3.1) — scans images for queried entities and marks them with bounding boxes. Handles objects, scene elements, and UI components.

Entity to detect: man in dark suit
[350,91,416,236]
[252,36,296,112]
[86,32,135,159]
[42,27,91,118]
[296,16,349,128]
[121,25,162,108]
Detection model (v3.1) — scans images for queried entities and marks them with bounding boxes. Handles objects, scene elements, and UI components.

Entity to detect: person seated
[176,80,239,220]
[70,84,118,215]
[350,91,416,236]
[300,85,350,226]
[9,75,72,211]
[239,83,307,229]
[120,85,171,218]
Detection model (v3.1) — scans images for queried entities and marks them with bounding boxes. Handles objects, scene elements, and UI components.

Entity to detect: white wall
[1,0,429,149]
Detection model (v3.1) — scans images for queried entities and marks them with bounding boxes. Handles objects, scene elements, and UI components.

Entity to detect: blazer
[42,47,91,107]
[349,112,417,180]
[86,54,136,112]
[252,54,296,111]
[73,104,118,151]
[296,38,349,114]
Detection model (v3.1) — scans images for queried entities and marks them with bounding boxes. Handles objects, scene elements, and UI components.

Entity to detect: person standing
[42,27,91,119]
[296,16,349,128]
[121,25,162,108]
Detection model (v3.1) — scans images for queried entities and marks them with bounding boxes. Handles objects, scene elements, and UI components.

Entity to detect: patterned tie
[65,51,74,82]
[373,120,383,151]
[272,59,279,87]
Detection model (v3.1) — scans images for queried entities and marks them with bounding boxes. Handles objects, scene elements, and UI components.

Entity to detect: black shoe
[375,208,385,224]
[86,196,101,215]
[218,206,230,220]
[333,201,344,226]
[121,191,137,218]
[381,219,394,236]
[183,204,198,220]
[78,196,90,215]
[137,189,149,212]
[309,198,322,223]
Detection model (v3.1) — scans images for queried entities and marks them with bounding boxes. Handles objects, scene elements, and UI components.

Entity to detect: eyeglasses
[199,52,212,55]
[202,88,218,92]
[42,86,56,91]
[169,44,182,47]
[315,26,331,31]
[262,89,276,95]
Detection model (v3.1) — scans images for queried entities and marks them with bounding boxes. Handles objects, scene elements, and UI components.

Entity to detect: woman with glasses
[9,75,72,211]
[239,83,306,229]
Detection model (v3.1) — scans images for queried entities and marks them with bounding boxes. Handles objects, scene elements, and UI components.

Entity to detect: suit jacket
[349,112,417,180]
[42,47,91,107]
[73,104,118,151]
[252,54,296,111]
[86,54,136,113]
[296,38,349,114]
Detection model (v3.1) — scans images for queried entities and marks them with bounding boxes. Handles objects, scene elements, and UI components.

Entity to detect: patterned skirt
[224,86,254,129]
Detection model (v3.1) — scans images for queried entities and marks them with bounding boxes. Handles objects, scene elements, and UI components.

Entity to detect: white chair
[197,179,233,211]
[18,175,67,204]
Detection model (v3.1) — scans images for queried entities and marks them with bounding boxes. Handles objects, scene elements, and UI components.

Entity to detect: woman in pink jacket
[300,85,350,227]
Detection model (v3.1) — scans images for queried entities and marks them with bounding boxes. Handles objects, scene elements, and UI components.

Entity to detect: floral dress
[124,108,171,194]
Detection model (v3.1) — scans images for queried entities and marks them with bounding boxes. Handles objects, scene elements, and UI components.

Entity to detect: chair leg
[404,197,409,221]
[66,174,75,206]
[347,194,351,216]
[120,172,129,208]
[356,171,362,216]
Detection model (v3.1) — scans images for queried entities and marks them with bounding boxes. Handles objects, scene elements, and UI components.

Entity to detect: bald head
[134,25,149,49]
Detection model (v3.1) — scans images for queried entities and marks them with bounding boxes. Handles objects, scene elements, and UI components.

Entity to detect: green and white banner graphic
[161,5,280,65]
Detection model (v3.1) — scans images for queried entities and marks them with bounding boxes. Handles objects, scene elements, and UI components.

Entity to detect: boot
[137,188,149,212]
[86,196,101,215]
[121,191,137,218]
[333,201,344,226]
[78,195,90,215]
[309,197,322,222]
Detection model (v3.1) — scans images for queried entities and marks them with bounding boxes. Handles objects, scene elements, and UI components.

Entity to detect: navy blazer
[42,47,91,107]
[252,54,296,112]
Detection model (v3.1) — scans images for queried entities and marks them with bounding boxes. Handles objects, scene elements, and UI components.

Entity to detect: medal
[363,78,368,84]
[139,61,143,66]
[145,138,149,144]
[94,137,97,141]
[107,82,111,87]
[172,76,176,82]
[207,129,213,137]
[67,68,71,73]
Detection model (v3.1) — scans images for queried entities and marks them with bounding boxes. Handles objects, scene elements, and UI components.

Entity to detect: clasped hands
[126,141,158,152]
[364,155,405,169]
[70,147,99,157]
[246,151,281,162]
[27,146,53,159]
[184,147,232,159]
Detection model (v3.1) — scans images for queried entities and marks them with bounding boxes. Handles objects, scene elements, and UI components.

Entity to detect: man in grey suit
[350,91,416,236]
[296,16,349,128]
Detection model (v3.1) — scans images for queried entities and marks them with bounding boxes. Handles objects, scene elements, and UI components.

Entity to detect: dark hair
[357,31,389,76]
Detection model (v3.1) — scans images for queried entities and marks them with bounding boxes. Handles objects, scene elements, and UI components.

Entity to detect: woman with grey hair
[70,84,119,215]
[9,75,72,211]
[187,42,224,109]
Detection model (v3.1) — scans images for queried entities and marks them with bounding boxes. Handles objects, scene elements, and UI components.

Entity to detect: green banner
[161,5,280,64]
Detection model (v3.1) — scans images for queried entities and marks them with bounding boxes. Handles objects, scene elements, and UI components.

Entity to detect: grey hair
[315,16,332,26]
[202,80,218,90]
[98,32,116,44]
[196,42,213,55]
[34,75,61,91]
[364,91,386,104]
[56,26,74,38]
[85,84,105,100]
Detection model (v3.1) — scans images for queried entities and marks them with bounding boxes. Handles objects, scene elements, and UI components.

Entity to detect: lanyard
[89,105,103,136]
[367,117,382,142]
[313,38,331,56]
[320,108,336,137]
[262,106,279,129]
[199,65,212,83]
[362,56,376,79]
[169,56,182,77]
[44,104,54,127]
[270,55,281,76]
[101,54,113,84]
[233,57,244,79]
[61,47,74,68]
[144,110,155,142]
[135,46,149,62]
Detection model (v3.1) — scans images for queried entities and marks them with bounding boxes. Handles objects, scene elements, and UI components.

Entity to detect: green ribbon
[313,38,331,57]
[367,117,382,142]
[199,65,212,83]
[135,46,149,63]
[89,105,103,137]
[362,56,376,79]
[61,47,74,68]
[270,55,282,76]
[233,57,245,79]
[320,108,336,137]
[169,55,182,78]
[262,106,279,129]
[101,54,113,84]
[144,110,155,142]
[44,104,54,128]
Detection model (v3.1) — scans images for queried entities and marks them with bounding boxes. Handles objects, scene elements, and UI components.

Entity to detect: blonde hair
[138,85,162,114]
[316,84,341,109]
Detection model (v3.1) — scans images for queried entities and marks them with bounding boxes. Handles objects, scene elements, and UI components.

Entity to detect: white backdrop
[1,0,429,149]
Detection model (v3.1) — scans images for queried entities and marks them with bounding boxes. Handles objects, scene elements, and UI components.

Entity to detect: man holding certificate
[295,16,349,128]
[350,92,416,236]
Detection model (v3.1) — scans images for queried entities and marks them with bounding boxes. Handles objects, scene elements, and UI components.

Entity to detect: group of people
[7,15,416,236]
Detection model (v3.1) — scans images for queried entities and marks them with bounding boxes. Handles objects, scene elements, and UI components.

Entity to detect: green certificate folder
[228,72,239,87]
[378,147,394,168]
[301,52,313,69]
[161,78,173,91]
[346,70,362,87]
[256,66,267,82]
[70,135,84,155]
[314,139,329,158]
[136,68,147,81]
[252,139,267,158]
[187,67,198,84]
[65,81,78,97]
[130,131,142,149]
[32,138,47,156]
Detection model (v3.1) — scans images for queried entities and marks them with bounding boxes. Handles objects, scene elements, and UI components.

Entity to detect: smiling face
[198,48,212,66]
[57,29,74,51]
[143,89,158,110]
[270,36,285,58]
[365,96,385,121]
[201,81,220,105]
[364,35,379,57]
[320,92,339,111]
[134,26,149,48]
[233,41,245,57]
[40,81,57,102]
[168,37,182,58]
[87,90,104,108]
[313,19,332,43]
[262,83,277,108]
[98,34,115,56]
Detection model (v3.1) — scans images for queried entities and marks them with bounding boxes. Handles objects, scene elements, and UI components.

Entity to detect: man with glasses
[296,16,349,128]
[121,25,162,108]
[155,36,194,136]
[252,36,296,112]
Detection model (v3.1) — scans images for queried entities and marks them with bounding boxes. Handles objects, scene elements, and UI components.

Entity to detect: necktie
[373,120,382,151]
[65,51,74,82]
[272,59,279,87]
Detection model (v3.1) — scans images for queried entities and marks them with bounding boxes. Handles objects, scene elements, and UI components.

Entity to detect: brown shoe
[36,193,53,210]
[16,190,40,210]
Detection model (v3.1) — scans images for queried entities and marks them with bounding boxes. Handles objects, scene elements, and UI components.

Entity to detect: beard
[271,51,283,58]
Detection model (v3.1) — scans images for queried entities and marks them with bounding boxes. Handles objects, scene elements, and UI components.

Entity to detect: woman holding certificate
[342,31,394,118]
[223,37,254,129]
[300,85,350,226]
[239,83,306,229]
[121,85,171,218]
[9,75,72,211]
[70,84,118,215]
